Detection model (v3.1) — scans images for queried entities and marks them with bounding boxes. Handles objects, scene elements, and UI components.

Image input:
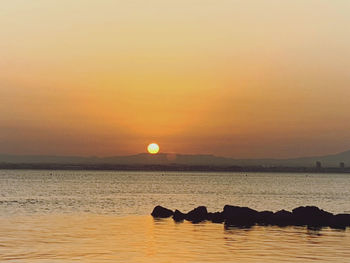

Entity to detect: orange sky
[1,0,350,158]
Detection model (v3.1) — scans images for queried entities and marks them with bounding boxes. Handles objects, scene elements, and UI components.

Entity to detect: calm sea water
[0,170,350,262]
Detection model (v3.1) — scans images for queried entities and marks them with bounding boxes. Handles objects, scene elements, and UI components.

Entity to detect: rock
[331,214,350,229]
[223,205,259,227]
[185,206,208,223]
[272,210,294,226]
[256,211,274,225]
[152,205,350,229]
[151,205,174,218]
[292,206,333,227]
[173,209,186,222]
[207,212,225,223]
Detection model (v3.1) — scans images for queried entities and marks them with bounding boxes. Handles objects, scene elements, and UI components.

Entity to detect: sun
[147,143,160,154]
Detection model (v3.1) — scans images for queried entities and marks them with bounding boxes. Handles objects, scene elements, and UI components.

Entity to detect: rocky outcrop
[223,205,259,227]
[186,206,208,223]
[173,209,186,222]
[272,210,294,226]
[151,205,174,218]
[292,206,333,227]
[207,212,225,223]
[151,205,350,229]
[331,214,350,229]
[173,207,208,223]
[256,211,274,225]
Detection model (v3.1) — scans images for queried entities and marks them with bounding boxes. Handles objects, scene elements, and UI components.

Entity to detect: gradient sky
[1,0,350,158]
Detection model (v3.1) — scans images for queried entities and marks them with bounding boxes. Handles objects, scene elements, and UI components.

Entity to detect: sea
[0,170,350,262]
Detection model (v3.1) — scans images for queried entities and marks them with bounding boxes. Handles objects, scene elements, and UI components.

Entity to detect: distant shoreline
[0,163,349,173]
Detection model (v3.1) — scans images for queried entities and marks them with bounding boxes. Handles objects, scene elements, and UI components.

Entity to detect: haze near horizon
[1,0,350,158]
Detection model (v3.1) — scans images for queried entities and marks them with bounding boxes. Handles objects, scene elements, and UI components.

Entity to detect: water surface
[1,170,350,215]
[0,170,349,262]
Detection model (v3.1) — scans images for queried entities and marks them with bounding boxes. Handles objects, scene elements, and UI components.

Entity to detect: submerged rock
[151,205,174,218]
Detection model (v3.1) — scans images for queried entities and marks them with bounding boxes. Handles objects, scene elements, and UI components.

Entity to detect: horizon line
[0,148,349,161]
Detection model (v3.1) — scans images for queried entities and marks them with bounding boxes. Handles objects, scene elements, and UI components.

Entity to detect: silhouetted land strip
[0,163,349,173]
[151,205,350,229]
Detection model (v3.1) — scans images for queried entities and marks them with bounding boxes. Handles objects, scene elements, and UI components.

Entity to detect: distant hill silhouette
[0,150,350,167]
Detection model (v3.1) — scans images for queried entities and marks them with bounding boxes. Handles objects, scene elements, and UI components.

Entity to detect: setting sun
[147,143,160,154]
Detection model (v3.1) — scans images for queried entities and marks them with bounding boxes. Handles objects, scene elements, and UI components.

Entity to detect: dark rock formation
[223,205,259,227]
[151,205,174,218]
[173,207,208,223]
[272,210,294,226]
[256,211,274,225]
[173,209,186,222]
[185,206,208,223]
[207,212,225,223]
[331,214,350,229]
[151,205,350,229]
[292,206,333,227]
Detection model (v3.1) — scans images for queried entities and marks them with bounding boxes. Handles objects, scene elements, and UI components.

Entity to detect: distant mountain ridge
[1,150,350,167]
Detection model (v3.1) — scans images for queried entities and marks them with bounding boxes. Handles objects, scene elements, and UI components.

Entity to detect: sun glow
[147,143,160,154]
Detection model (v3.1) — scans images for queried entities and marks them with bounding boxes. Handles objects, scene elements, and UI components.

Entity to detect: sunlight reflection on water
[1,170,350,262]
[0,215,349,263]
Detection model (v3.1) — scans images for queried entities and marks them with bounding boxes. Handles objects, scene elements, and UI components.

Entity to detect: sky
[1,0,350,158]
